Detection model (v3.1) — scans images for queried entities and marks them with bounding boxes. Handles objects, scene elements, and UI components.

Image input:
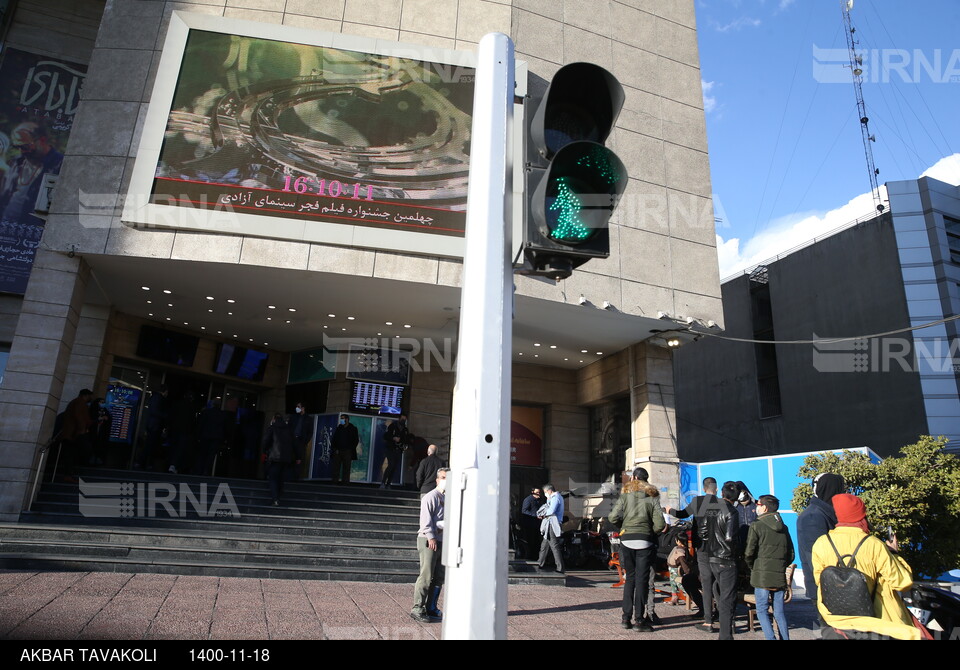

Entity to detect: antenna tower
[841,0,885,214]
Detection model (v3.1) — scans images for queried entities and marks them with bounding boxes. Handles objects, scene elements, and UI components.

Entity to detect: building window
[946,217,960,265]
[749,269,783,418]
[0,343,10,386]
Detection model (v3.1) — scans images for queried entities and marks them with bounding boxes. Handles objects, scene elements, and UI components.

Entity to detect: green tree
[792,436,960,579]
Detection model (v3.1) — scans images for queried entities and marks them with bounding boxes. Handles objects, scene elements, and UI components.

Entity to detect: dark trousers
[267,461,293,501]
[710,558,738,640]
[537,524,564,571]
[682,571,704,611]
[332,449,352,483]
[621,545,655,620]
[698,549,714,623]
[382,447,402,485]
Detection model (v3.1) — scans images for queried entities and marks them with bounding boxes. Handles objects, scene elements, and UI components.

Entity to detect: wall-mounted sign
[123,12,486,259]
[0,47,85,295]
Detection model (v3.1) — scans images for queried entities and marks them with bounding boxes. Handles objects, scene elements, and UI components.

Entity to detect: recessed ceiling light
[323,325,327,329]
[347,316,355,320]
[385,321,393,325]
[233,334,237,338]
[206,296,214,301]
[519,353,523,356]
[288,308,296,312]
[227,312,233,316]
[201,326,205,330]
[581,350,588,354]
[341,328,347,331]
[550,345,557,349]
[208,309,213,313]
[167,303,173,307]
[165,317,171,321]
[183,322,188,325]
[217,331,222,334]
[377,333,382,336]
[534,354,539,358]
[596,352,603,355]
[328,314,336,318]
[249,338,253,342]
[162,289,172,294]
[534,343,541,347]
[268,305,276,309]
[227,299,235,303]
[141,286,150,291]
[286,320,291,324]
[264,343,268,346]
[404,324,411,329]
[148,313,153,316]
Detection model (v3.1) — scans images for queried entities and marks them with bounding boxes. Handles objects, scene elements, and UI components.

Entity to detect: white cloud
[715,153,960,280]
[712,17,762,32]
[921,154,960,185]
[702,80,717,113]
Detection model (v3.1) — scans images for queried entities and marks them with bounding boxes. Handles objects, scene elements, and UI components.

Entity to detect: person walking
[744,494,795,640]
[609,467,666,632]
[261,414,301,506]
[536,484,565,574]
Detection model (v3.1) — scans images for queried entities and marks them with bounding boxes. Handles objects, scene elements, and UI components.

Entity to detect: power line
[684,313,960,346]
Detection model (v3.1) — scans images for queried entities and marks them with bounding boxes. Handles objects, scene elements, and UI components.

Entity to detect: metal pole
[441,32,515,640]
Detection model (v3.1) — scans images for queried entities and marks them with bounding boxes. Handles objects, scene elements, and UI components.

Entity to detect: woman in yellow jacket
[811,493,920,640]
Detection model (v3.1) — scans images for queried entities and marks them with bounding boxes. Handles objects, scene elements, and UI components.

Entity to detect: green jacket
[744,512,795,589]
[609,482,666,542]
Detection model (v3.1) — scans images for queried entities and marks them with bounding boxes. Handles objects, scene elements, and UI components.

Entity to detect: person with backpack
[811,493,920,640]
[744,494,795,640]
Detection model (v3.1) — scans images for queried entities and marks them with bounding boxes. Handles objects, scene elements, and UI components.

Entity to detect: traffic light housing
[523,63,628,280]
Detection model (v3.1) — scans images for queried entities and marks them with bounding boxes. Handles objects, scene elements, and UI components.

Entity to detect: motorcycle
[903,582,960,640]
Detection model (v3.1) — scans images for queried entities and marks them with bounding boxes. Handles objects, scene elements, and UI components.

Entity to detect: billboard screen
[124,13,480,257]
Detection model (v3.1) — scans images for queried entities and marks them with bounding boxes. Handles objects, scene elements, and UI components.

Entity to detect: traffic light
[523,63,628,280]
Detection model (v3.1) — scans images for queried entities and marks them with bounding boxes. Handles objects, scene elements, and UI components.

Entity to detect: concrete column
[629,342,682,503]
[60,304,110,410]
[0,250,90,521]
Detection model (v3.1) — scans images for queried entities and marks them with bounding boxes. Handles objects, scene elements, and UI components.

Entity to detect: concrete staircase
[0,469,561,586]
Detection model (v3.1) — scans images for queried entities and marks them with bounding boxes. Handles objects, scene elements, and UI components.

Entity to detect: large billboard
[124,13,487,258]
[0,47,85,294]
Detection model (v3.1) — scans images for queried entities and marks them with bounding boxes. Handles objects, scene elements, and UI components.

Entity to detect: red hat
[833,493,867,524]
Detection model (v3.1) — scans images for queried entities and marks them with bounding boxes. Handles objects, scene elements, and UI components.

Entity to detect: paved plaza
[0,570,819,641]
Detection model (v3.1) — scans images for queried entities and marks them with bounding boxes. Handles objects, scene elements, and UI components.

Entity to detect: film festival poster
[151,30,474,238]
[0,47,86,295]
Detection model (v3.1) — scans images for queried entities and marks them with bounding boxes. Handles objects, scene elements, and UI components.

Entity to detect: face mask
[436,479,446,493]
[296,407,303,414]
[739,492,748,503]
[339,419,345,425]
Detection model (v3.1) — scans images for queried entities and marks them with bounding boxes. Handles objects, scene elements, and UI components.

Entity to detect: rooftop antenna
[842,0,886,214]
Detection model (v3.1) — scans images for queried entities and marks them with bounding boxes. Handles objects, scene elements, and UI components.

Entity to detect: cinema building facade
[0,0,721,522]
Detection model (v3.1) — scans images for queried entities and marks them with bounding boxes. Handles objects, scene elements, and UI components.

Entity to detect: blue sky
[695,0,960,277]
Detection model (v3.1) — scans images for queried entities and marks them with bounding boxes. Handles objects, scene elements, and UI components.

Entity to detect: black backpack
[819,533,878,618]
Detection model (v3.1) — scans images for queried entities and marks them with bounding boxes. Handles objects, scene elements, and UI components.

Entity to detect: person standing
[665,476,719,626]
[415,444,444,496]
[330,414,359,484]
[137,386,168,471]
[744,494,795,640]
[411,467,449,623]
[609,467,666,631]
[536,484,565,574]
[290,402,313,462]
[261,413,301,506]
[381,415,411,489]
[705,481,741,640]
[797,472,845,625]
[520,487,544,560]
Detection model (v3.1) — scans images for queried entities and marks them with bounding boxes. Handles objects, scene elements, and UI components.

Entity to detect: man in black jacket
[415,444,444,496]
[261,414,301,505]
[666,477,719,625]
[704,481,741,640]
[331,414,359,484]
[381,415,411,489]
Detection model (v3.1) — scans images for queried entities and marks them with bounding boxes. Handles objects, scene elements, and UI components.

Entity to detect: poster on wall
[511,406,544,467]
[105,383,143,445]
[124,13,486,259]
[309,413,375,482]
[0,47,85,295]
